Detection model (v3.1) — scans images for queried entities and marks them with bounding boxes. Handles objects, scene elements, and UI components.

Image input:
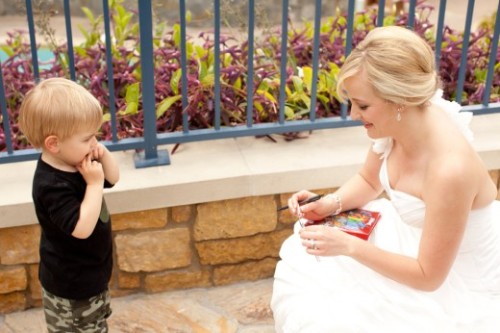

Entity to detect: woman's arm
[332,147,386,211]
[303,154,475,291]
[295,147,385,220]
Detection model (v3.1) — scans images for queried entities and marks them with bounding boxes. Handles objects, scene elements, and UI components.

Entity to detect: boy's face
[56,129,98,168]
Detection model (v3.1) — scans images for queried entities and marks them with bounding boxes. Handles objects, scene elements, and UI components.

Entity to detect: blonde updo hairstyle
[18,77,103,148]
[336,26,441,108]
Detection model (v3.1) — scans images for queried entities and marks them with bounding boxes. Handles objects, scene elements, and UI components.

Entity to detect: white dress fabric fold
[271,95,500,333]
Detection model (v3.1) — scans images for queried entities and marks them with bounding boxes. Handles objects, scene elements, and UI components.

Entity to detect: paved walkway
[0,278,275,333]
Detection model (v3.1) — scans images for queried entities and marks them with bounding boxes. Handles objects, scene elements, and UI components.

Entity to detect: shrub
[1,0,498,151]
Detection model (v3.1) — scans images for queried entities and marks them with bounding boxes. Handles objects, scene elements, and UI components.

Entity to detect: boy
[18,77,120,332]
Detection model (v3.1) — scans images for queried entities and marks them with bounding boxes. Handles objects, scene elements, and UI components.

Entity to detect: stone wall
[1,170,499,314]
[0,188,328,314]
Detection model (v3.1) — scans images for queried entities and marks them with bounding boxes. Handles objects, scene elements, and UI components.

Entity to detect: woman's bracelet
[325,193,342,215]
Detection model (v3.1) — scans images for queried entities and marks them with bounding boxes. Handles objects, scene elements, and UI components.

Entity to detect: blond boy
[19,77,119,332]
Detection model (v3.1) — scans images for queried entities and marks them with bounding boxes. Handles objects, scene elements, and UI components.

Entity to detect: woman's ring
[310,239,316,250]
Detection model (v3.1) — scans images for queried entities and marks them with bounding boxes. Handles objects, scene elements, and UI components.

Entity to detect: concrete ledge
[1,113,500,229]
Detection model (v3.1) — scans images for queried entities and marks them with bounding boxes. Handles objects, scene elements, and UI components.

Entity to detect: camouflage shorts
[41,288,112,333]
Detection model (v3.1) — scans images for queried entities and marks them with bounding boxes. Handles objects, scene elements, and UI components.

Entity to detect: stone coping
[1,113,500,229]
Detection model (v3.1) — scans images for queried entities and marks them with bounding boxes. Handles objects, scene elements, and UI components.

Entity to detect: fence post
[134,0,170,168]
[483,2,500,106]
[455,0,475,105]
[25,0,40,82]
[63,0,76,80]
[0,60,13,154]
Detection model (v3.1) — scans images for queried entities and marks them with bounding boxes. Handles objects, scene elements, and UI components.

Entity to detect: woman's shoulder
[424,146,496,210]
[425,140,484,198]
[430,90,474,143]
[427,99,475,159]
[430,148,474,173]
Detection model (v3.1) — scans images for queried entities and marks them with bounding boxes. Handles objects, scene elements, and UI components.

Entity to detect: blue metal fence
[1,0,499,167]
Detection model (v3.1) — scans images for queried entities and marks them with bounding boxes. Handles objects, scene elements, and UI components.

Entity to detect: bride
[271,26,500,332]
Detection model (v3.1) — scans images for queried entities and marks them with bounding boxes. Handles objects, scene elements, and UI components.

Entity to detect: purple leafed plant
[1,1,498,152]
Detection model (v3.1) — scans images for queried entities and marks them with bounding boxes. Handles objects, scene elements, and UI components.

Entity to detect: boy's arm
[73,155,105,239]
[94,143,120,185]
[73,183,104,239]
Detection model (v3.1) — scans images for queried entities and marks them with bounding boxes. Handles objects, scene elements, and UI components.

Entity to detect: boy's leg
[42,288,112,333]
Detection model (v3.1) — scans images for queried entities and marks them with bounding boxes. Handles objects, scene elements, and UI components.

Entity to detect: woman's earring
[396,106,403,122]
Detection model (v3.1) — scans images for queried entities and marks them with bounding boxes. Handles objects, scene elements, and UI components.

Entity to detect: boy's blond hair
[18,77,103,148]
[336,26,440,107]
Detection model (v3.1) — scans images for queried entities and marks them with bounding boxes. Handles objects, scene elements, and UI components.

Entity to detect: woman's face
[343,70,397,139]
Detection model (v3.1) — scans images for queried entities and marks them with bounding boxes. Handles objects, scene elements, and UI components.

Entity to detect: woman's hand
[288,190,335,221]
[299,224,358,257]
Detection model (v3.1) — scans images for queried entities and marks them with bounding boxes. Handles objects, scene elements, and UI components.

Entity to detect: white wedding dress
[271,93,500,333]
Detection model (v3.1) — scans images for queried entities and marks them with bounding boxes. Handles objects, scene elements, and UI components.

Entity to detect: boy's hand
[77,153,104,185]
[94,143,120,186]
[91,143,105,161]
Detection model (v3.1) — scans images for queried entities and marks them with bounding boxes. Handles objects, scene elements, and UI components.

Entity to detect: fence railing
[1,0,499,167]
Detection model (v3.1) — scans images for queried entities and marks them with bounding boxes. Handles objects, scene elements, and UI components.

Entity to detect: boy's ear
[44,135,60,153]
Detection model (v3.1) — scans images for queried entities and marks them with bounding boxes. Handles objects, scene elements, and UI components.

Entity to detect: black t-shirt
[32,157,113,300]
